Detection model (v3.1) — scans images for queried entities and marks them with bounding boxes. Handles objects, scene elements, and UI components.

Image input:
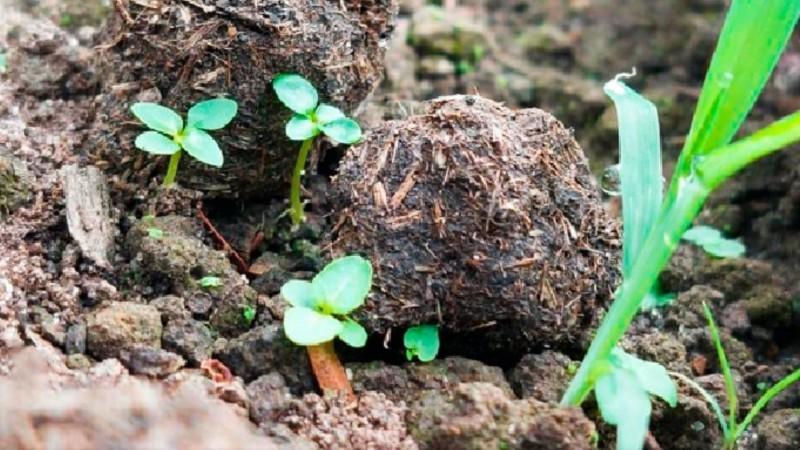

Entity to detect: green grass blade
[671,0,800,183]
[698,110,800,190]
[735,367,800,441]
[669,371,729,438]
[603,76,663,278]
[702,302,738,434]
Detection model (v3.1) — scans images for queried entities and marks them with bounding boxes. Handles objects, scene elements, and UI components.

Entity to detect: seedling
[242,305,256,325]
[404,325,440,362]
[683,225,746,258]
[131,98,238,186]
[199,276,222,289]
[561,2,800,449]
[147,227,164,239]
[281,255,371,347]
[272,74,362,225]
[671,304,800,450]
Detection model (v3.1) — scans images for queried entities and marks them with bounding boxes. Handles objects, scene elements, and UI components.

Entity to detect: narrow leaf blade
[676,1,800,173]
[603,78,663,278]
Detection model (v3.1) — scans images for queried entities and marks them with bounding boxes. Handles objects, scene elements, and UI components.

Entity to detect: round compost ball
[89,0,395,198]
[330,95,620,358]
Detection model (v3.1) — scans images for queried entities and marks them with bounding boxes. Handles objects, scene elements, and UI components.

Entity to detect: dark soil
[1,0,798,449]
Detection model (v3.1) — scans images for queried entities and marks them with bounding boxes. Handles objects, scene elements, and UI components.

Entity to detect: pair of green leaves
[595,348,677,450]
[404,325,440,362]
[131,98,238,167]
[272,74,362,144]
[682,225,745,258]
[280,255,372,347]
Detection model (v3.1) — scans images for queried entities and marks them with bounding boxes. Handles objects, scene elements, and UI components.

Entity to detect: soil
[1,0,798,449]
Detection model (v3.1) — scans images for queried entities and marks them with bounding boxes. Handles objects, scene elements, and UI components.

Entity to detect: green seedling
[280,255,371,347]
[561,2,800,449]
[404,325,440,362]
[131,98,238,186]
[272,74,362,225]
[0,52,7,74]
[199,276,222,289]
[147,227,164,239]
[683,225,746,258]
[242,305,256,325]
[671,304,800,450]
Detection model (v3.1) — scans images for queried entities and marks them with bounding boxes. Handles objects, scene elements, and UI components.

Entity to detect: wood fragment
[389,163,419,209]
[60,165,115,268]
[307,341,354,401]
[372,182,388,209]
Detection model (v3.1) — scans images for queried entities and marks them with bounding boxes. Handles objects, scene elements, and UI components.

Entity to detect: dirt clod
[331,95,620,357]
[508,350,574,402]
[86,301,162,360]
[406,382,596,450]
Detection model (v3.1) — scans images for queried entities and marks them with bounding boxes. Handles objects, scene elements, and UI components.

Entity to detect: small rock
[215,377,250,410]
[721,300,751,335]
[622,330,690,373]
[757,408,800,450]
[86,301,162,360]
[0,147,32,218]
[149,295,190,323]
[65,323,87,354]
[349,357,513,402]
[407,382,596,449]
[162,319,215,365]
[214,324,312,393]
[186,292,214,317]
[508,351,574,402]
[247,373,293,425]
[118,345,185,377]
[65,353,93,370]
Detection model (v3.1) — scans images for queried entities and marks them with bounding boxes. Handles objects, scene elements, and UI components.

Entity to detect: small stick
[196,204,250,275]
[306,341,354,401]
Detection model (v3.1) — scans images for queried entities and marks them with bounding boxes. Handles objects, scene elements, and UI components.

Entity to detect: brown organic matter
[330,95,620,356]
[89,0,396,198]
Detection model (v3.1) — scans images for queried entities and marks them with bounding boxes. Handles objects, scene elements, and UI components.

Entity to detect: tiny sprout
[147,228,164,239]
[242,305,256,325]
[272,73,362,225]
[280,255,371,347]
[682,225,745,258]
[199,276,222,289]
[131,98,238,186]
[404,324,440,362]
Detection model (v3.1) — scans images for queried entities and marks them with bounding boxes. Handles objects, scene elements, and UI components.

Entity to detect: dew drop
[601,164,621,196]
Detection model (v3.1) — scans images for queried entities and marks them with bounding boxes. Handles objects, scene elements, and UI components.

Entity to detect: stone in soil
[406,382,597,450]
[508,350,574,403]
[86,301,162,360]
[276,391,417,450]
[0,147,32,218]
[162,318,215,366]
[329,95,620,357]
[349,356,513,402]
[89,0,396,198]
[213,324,313,394]
[125,215,256,336]
[118,345,185,378]
[756,409,800,450]
[247,372,294,425]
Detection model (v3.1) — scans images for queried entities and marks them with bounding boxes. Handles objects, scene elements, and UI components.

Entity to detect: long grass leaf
[702,302,738,434]
[698,110,800,189]
[603,76,663,278]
